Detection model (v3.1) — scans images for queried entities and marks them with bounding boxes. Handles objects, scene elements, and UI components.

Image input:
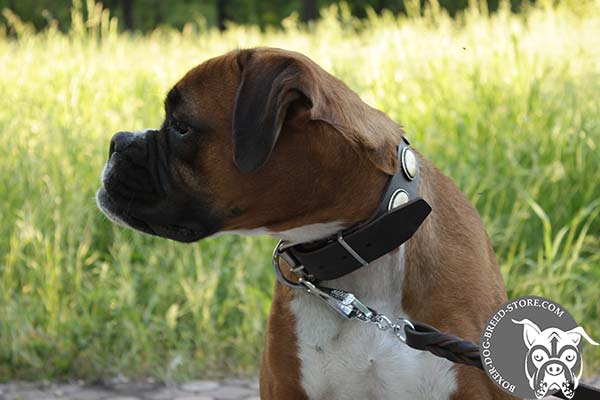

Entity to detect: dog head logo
[512,318,598,399]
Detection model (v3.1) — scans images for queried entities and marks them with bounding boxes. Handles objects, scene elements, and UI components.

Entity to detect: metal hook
[272,240,305,289]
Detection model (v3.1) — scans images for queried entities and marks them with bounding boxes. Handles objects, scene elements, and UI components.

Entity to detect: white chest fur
[282,225,457,400]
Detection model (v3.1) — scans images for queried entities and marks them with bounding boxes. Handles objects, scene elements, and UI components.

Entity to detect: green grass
[1,0,599,381]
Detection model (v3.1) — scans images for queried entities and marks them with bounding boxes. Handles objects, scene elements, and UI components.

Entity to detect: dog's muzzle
[103,129,167,198]
[532,357,577,398]
[96,129,221,242]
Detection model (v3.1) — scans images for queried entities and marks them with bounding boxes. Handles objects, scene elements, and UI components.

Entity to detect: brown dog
[97,47,513,399]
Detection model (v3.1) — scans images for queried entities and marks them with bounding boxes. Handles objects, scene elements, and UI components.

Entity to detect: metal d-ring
[272,240,305,289]
[395,318,415,343]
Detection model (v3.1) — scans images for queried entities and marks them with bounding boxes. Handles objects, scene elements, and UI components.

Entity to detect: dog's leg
[259,282,308,400]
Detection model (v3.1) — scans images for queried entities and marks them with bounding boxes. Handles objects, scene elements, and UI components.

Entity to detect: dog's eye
[562,349,577,362]
[170,119,192,135]
[532,349,547,363]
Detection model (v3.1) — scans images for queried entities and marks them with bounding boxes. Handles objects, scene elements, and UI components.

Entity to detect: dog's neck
[272,156,434,307]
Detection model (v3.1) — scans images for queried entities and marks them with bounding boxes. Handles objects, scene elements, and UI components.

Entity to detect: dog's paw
[534,381,550,399]
[560,381,575,399]
[535,387,547,398]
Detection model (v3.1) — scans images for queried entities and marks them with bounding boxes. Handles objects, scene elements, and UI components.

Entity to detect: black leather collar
[279,137,431,281]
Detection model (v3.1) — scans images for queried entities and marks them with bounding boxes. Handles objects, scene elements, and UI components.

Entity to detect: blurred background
[0,0,557,32]
[0,0,599,383]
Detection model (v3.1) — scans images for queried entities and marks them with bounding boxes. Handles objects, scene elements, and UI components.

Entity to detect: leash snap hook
[299,279,374,321]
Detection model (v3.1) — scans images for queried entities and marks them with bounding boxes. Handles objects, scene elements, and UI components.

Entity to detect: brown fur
[260,268,307,399]
[169,48,514,399]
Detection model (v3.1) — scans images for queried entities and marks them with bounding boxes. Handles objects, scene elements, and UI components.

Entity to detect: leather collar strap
[280,137,431,281]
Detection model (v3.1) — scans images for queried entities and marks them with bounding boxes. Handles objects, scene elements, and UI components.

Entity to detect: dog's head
[96,48,403,242]
[512,318,598,399]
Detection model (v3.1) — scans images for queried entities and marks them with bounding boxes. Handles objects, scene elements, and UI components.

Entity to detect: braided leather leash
[402,321,600,400]
[404,321,483,368]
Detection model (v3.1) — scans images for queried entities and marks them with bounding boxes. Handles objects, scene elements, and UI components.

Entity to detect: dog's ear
[232,49,400,174]
[512,319,542,349]
[565,326,599,346]
[233,52,315,172]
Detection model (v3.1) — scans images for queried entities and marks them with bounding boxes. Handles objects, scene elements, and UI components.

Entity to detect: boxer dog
[97,47,513,399]
[512,319,598,399]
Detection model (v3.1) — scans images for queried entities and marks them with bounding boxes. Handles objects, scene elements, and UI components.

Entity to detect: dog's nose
[109,131,134,157]
[545,363,564,376]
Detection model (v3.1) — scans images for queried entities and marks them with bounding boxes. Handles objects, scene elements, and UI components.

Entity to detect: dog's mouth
[96,187,208,243]
[548,382,562,391]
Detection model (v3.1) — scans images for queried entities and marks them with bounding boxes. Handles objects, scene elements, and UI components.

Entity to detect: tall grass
[0,0,599,380]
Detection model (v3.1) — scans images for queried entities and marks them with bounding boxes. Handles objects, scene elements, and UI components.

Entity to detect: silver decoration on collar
[401,147,417,180]
[388,189,409,210]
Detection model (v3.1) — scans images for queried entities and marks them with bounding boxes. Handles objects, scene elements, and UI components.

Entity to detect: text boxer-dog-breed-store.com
[97,48,514,400]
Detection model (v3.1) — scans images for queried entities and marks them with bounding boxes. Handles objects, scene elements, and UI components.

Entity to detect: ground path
[0,379,259,400]
[1,377,599,399]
